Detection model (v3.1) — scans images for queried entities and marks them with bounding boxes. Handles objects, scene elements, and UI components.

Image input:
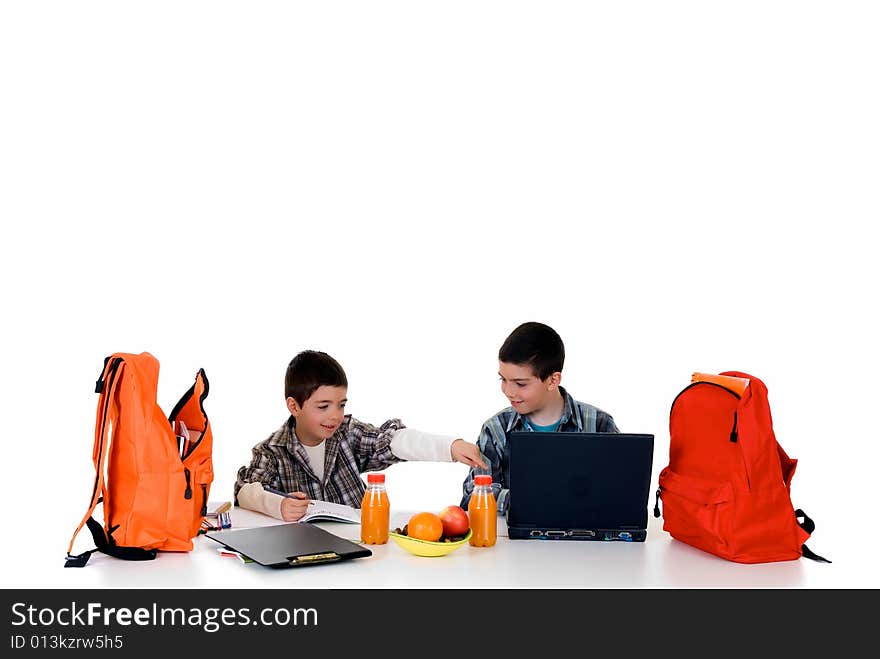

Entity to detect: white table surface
[18,507,857,589]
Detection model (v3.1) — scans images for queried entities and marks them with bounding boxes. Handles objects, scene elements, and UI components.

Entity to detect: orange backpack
[654,371,828,564]
[65,353,214,567]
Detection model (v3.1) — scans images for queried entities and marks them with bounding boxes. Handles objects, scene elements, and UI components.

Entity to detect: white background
[1,1,877,588]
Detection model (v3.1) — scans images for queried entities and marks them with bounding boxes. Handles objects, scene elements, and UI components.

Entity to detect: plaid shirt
[234,415,405,509]
[459,387,619,512]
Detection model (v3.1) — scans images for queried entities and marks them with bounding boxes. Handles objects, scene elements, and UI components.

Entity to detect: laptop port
[617,532,632,541]
[544,530,567,538]
[569,530,596,538]
[530,530,544,537]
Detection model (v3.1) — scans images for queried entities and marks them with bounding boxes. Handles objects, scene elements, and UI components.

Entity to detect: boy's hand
[451,439,488,470]
[279,492,310,522]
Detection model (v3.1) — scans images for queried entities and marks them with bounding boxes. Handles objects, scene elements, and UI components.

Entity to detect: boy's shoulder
[575,399,613,417]
[557,387,612,417]
[569,398,618,433]
[252,418,294,450]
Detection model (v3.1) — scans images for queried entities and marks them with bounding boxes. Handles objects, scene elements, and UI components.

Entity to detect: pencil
[264,486,307,500]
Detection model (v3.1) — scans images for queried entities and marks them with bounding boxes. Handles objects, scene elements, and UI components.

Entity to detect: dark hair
[284,350,348,405]
[498,322,565,380]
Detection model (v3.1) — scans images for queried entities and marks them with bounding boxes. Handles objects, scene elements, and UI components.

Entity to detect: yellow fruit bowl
[389,529,472,557]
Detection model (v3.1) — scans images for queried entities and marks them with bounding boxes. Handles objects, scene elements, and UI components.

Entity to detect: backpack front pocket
[658,467,733,556]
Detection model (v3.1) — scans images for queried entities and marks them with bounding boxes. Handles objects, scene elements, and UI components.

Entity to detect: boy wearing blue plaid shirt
[236,350,485,521]
[460,322,619,513]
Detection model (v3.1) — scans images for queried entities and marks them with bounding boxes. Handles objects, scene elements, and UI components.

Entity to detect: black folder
[205,522,372,568]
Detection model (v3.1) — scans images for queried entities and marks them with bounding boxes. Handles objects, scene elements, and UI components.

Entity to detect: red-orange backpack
[65,352,214,567]
[654,371,829,564]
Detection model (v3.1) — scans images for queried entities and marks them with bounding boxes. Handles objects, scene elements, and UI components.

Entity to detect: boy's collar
[284,416,309,450]
[283,416,298,451]
[284,415,340,450]
[505,386,582,432]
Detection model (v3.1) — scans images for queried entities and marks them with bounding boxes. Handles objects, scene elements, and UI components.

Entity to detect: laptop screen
[507,432,654,532]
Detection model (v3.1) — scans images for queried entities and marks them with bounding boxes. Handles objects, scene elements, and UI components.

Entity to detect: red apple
[438,505,470,537]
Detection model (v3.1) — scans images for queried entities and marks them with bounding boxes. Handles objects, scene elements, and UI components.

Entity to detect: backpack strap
[65,503,159,567]
[65,357,158,567]
[795,508,831,563]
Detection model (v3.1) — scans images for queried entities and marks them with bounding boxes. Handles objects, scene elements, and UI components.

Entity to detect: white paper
[299,500,360,524]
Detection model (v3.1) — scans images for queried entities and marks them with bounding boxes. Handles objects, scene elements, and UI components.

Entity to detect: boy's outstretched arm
[384,427,487,469]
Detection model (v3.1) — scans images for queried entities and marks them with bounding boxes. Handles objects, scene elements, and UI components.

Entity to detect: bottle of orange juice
[468,474,497,547]
[360,473,390,544]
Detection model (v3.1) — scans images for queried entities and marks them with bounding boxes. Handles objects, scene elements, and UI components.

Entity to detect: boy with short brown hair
[236,350,485,521]
[459,322,618,512]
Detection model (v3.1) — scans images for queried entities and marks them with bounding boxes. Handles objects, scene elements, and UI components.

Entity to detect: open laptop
[506,431,654,541]
[205,522,372,568]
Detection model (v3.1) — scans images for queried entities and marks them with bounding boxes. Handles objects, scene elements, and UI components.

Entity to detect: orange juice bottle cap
[367,473,385,483]
[474,475,492,486]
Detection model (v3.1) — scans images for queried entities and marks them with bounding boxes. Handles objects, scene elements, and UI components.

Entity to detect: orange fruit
[407,512,444,542]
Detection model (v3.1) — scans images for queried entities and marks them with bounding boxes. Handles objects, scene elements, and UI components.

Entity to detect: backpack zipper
[180,434,201,461]
[653,488,661,518]
[200,484,208,516]
[671,380,751,490]
[669,380,741,414]
[183,468,193,500]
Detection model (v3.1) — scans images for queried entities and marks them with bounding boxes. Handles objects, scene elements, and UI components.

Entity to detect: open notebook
[263,486,361,523]
[299,500,360,524]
